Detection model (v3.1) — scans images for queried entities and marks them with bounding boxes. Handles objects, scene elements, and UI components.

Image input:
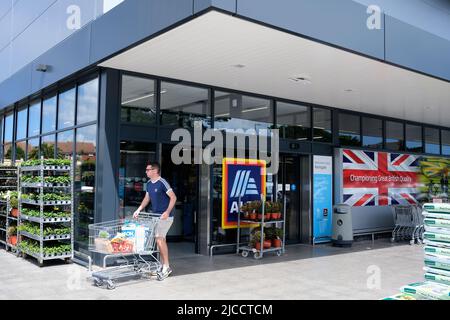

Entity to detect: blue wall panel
[31,24,92,93]
[211,0,236,12]
[385,16,450,81]
[0,64,32,108]
[236,0,385,60]
[90,0,194,63]
[194,0,212,13]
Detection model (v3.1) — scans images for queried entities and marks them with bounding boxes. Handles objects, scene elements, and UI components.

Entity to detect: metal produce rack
[17,158,74,266]
[236,194,286,259]
[0,166,18,252]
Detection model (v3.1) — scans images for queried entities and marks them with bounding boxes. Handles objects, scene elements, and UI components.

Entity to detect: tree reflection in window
[74,125,96,251]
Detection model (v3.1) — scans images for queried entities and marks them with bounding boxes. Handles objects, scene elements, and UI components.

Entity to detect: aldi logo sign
[222,158,266,229]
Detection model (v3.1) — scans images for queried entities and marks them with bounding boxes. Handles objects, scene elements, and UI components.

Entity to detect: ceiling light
[231,64,246,69]
[122,90,167,105]
[242,107,268,113]
[344,89,354,92]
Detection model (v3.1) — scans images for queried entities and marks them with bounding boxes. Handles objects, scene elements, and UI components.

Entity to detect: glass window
[121,75,156,125]
[77,78,99,125]
[41,134,56,158]
[16,107,28,140]
[406,124,423,153]
[42,96,57,133]
[214,91,272,133]
[362,117,383,149]
[3,143,12,165]
[74,125,97,251]
[276,102,310,140]
[339,113,361,146]
[15,142,26,164]
[28,101,41,137]
[385,121,404,151]
[424,127,440,155]
[27,138,40,160]
[442,130,450,156]
[57,130,74,160]
[313,108,332,143]
[4,113,14,143]
[58,87,76,129]
[0,116,3,146]
[160,82,209,127]
[119,141,157,219]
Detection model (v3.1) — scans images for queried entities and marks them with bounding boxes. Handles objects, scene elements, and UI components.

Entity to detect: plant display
[18,222,70,237]
[22,175,71,184]
[21,159,71,167]
[22,192,71,202]
[21,207,70,219]
[18,240,71,256]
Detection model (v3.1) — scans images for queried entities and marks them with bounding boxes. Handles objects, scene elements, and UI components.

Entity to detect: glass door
[277,155,301,244]
[119,141,157,219]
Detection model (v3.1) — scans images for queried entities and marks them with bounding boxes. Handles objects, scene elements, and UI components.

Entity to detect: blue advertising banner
[313,156,333,243]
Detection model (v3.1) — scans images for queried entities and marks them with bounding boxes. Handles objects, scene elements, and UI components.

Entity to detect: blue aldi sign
[222,158,266,229]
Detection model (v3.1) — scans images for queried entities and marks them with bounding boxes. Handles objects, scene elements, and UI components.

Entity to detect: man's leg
[156,237,169,267]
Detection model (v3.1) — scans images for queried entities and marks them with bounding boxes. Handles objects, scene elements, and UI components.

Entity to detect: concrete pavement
[0,239,424,300]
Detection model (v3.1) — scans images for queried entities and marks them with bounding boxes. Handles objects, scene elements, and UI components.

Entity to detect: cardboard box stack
[383,203,450,300]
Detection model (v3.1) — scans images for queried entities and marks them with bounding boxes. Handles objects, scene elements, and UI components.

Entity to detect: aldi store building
[0,0,450,258]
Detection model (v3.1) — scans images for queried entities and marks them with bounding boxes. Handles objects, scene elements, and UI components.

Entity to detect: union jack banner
[342,149,421,206]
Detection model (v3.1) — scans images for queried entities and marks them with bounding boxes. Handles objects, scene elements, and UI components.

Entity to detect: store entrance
[161,145,199,255]
[276,154,310,244]
[119,141,199,255]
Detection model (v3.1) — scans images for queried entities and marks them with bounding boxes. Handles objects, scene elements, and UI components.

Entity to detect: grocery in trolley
[88,213,163,289]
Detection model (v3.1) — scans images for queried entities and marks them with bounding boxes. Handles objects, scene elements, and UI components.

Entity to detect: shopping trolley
[88,213,163,290]
[390,205,424,245]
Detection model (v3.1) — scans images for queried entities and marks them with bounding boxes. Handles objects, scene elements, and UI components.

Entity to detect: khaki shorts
[155,217,174,238]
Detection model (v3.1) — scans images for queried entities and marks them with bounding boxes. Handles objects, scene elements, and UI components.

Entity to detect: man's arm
[133,192,150,218]
[161,190,177,220]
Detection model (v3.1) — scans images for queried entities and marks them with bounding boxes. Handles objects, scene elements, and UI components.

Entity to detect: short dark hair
[147,162,161,174]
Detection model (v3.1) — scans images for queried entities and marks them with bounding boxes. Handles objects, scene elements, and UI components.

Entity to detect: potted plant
[264,201,272,221]
[252,230,263,250]
[9,196,19,218]
[7,226,17,246]
[248,201,257,221]
[272,228,283,248]
[240,202,247,220]
[271,201,282,220]
[254,200,263,221]
[95,230,113,253]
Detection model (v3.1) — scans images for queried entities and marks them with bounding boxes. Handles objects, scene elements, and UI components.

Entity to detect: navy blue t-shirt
[146,178,173,216]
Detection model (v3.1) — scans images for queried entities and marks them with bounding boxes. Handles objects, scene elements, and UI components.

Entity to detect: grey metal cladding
[31,24,92,93]
[0,64,32,108]
[385,15,450,82]
[236,0,385,60]
[89,0,194,63]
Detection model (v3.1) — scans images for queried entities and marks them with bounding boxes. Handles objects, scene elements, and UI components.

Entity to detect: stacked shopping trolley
[384,203,450,300]
[390,205,424,245]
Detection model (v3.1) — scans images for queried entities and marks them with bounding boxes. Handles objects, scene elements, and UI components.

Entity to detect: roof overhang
[99,10,450,128]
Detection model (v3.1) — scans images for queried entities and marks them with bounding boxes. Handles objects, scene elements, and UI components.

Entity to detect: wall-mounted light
[36,64,49,72]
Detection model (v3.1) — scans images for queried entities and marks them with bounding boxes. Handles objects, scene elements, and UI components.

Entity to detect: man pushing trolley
[89,162,177,289]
